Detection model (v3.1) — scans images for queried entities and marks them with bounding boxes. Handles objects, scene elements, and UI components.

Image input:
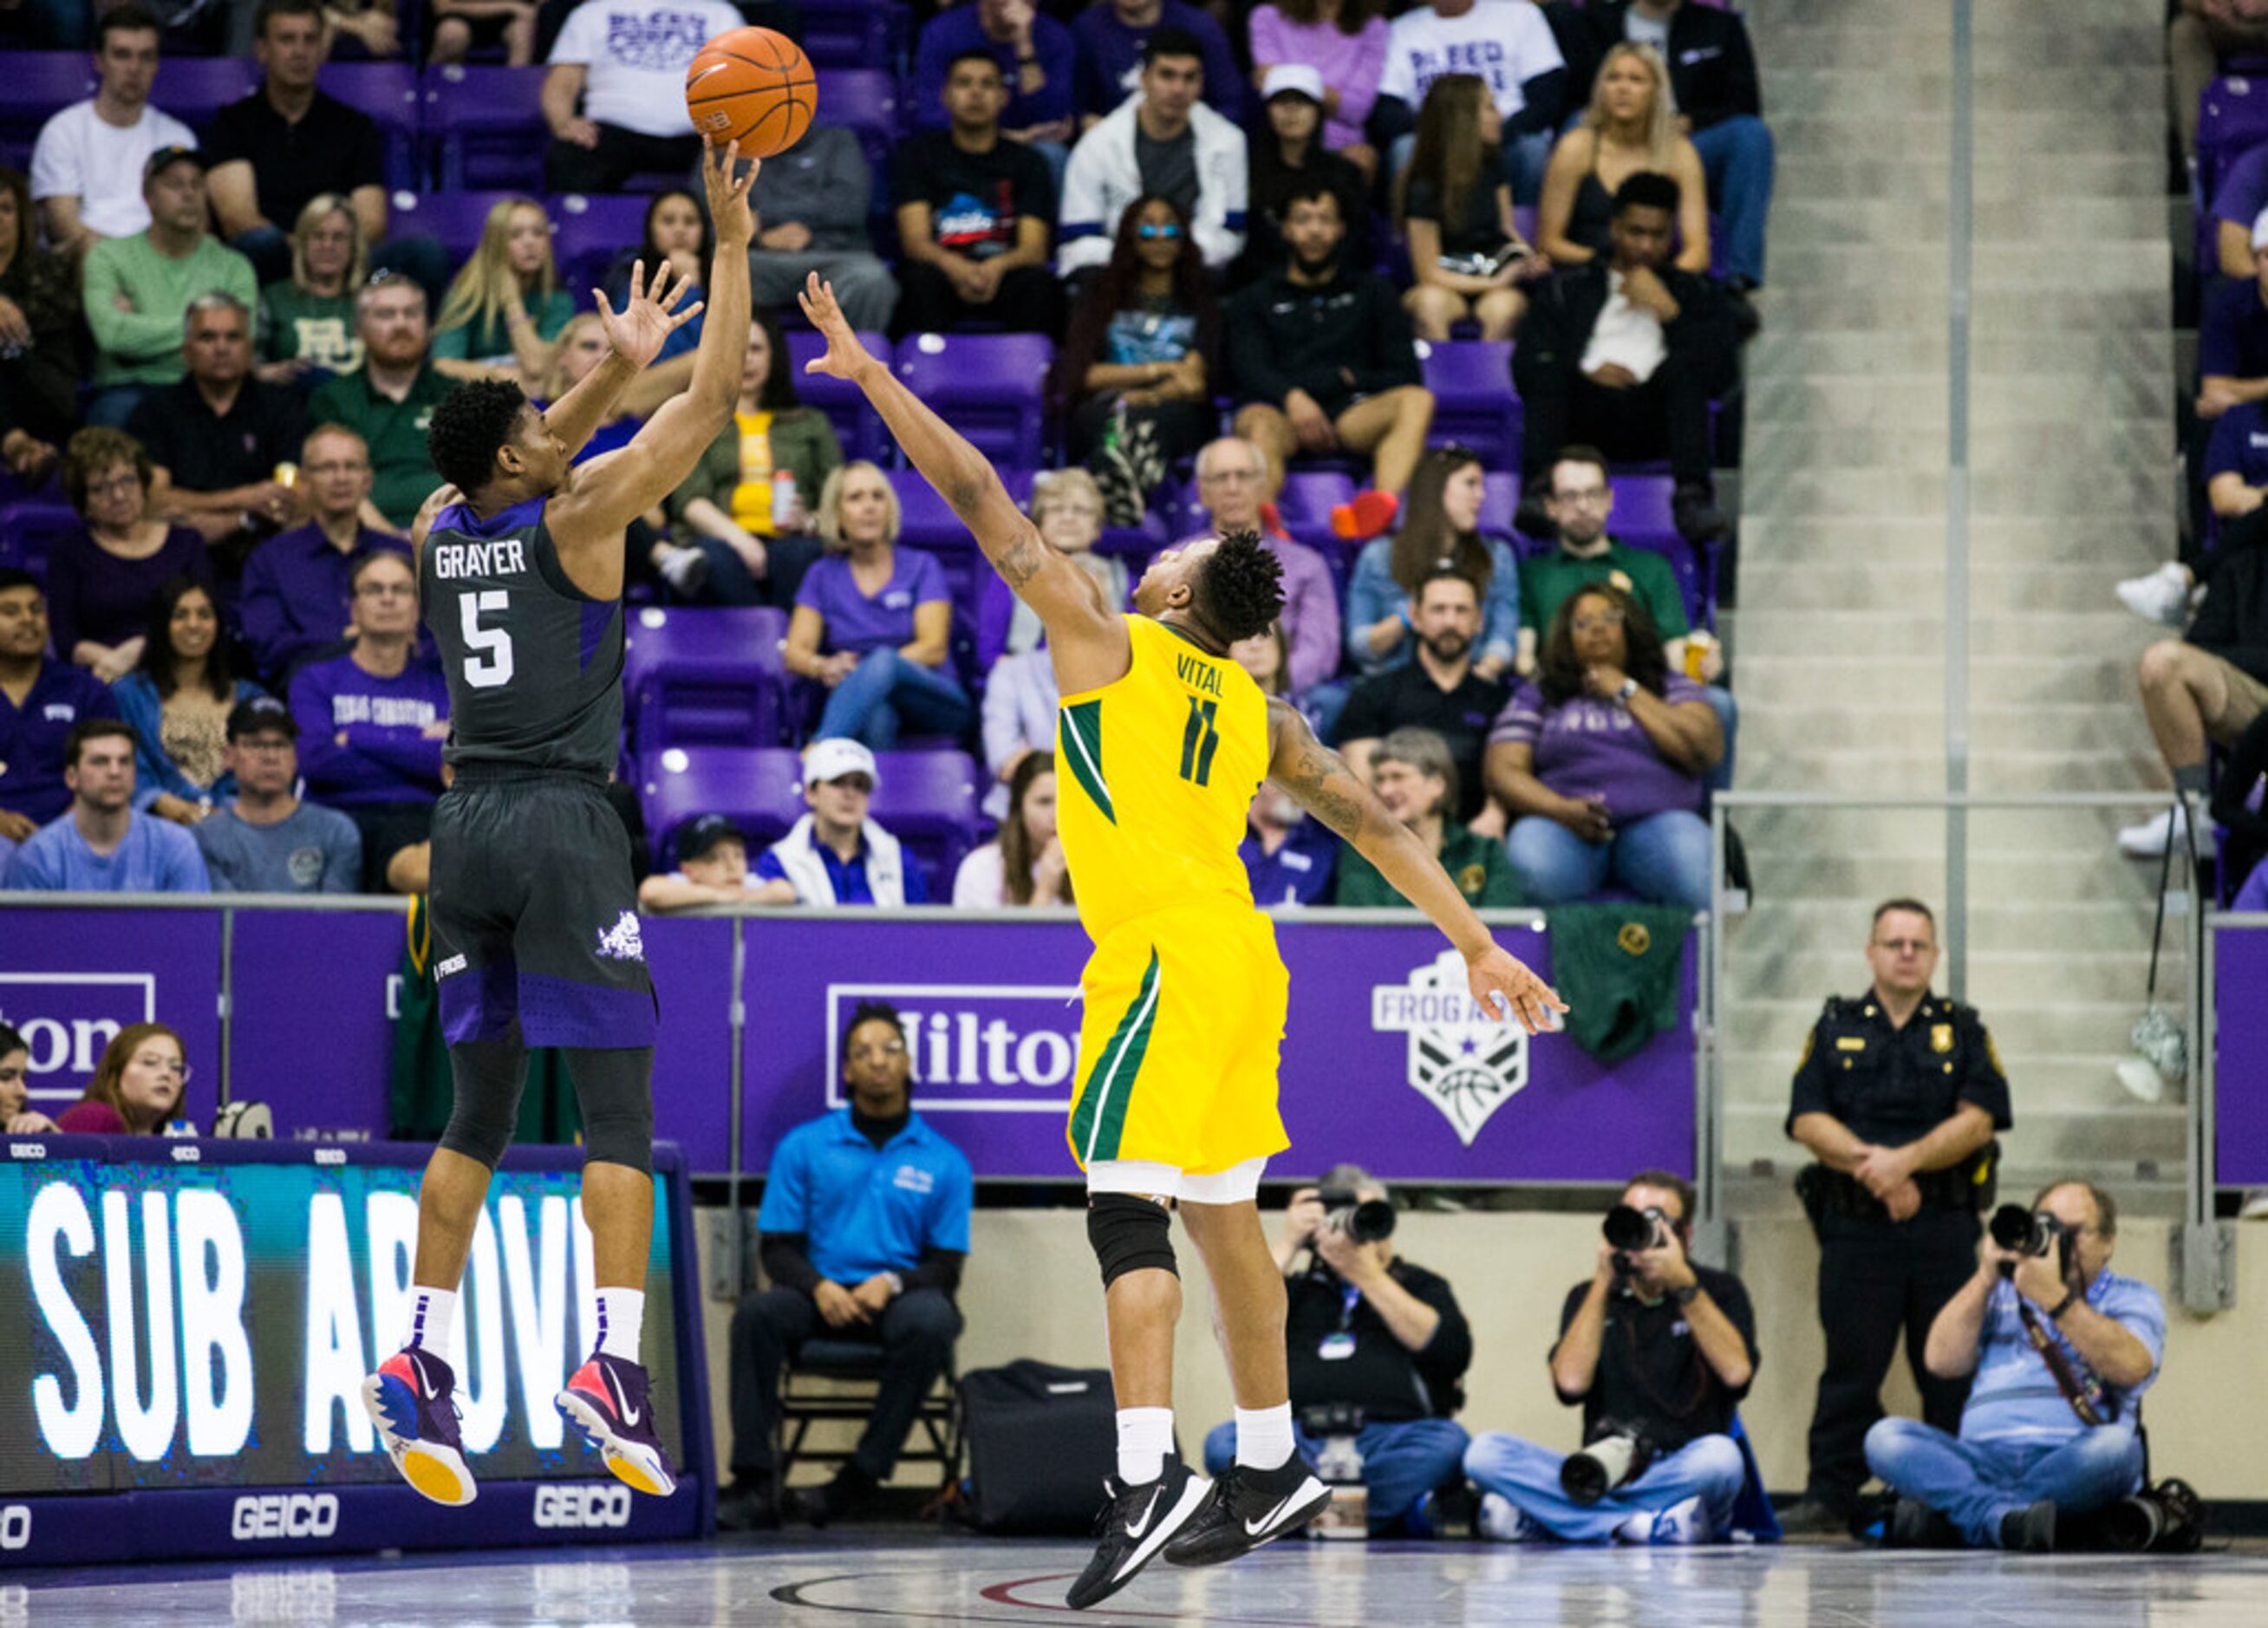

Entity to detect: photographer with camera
[1196,1163,1472,1535]
[1779,898,2014,1536]
[1464,1170,1758,1545]
[1863,1181,2165,1552]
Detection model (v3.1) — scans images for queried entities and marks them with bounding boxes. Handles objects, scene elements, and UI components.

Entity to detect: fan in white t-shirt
[542,0,749,193]
[29,6,196,256]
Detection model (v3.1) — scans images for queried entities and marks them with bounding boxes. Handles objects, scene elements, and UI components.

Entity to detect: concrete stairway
[1721,0,2187,1210]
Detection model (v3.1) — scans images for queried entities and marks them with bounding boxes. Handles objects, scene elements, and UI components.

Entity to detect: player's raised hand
[797,271,877,381]
[593,257,704,371]
[1467,944,1568,1037]
[701,136,758,249]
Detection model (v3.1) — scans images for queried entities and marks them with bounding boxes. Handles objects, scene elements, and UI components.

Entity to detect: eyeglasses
[1873,939,1933,954]
[302,460,368,477]
[1570,610,1626,633]
[88,474,143,497]
[355,581,416,599]
[1137,223,1185,240]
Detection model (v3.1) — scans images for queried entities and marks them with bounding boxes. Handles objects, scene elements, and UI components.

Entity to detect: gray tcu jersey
[420,495,623,772]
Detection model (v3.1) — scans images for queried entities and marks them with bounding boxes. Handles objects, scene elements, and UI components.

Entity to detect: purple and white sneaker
[557,1351,678,1497]
[362,1345,477,1506]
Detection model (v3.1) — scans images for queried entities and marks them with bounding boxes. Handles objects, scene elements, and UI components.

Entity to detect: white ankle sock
[405,1287,456,1357]
[1116,1407,1175,1485]
[1234,1403,1295,1471]
[595,1287,645,1362]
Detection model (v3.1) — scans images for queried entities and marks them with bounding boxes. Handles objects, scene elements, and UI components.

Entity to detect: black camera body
[1602,1203,1671,1278]
[1319,1188,1396,1245]
[1989,1203,2073,1279]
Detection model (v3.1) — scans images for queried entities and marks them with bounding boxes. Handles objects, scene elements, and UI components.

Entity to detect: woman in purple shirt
[1483,583,1721,909]
[1247,0,1389,172]
[49,427,212,681]
[783,461,973,747]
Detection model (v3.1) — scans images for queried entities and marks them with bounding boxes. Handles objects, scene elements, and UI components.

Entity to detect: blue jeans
[1464,1431,1745,1543]
[1505,808,1712,909]
[815,648,973,749]
[1201,1416,1470,1531]
[1702,683,1738,795]
[1689,115,1775,287]
[1864,1417,2143,1548]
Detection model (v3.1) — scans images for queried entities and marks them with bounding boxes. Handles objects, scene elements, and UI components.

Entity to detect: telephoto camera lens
[1601,1204,1657,1252]
[1988,1203,2038,1254]
[1320,1189,1397,1244]
[1561,1435,1644,1505]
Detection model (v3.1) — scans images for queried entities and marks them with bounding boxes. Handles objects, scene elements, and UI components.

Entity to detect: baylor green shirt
[1519,541,1690,640]
[308,362,455,527]
[1333,821,1521,908]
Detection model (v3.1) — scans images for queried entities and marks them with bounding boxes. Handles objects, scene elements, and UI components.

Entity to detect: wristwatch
[1614,676,1639,704]
[882,1270,906,1297]
[1670,1282,1699,1307]
[2048,1288,2079,1321]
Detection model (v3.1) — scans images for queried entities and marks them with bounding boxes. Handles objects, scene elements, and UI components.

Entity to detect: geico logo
[170,1145,201,1162]
[532,1484,633,1529]
[0,1505,29,1550]
[230,1493,340,1540]
[9,1143,45,1160]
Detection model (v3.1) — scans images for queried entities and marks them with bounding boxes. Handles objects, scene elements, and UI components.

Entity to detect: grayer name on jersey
[429,537,530,581]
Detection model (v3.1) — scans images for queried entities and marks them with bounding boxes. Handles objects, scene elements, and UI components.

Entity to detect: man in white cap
[1241,64,1369,288]
[752,739,931,906]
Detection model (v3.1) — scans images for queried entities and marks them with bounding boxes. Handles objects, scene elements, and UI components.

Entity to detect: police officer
[1776,897,2013,1536]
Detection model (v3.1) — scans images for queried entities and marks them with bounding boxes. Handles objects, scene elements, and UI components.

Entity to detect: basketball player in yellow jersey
[799,274,1566,1609]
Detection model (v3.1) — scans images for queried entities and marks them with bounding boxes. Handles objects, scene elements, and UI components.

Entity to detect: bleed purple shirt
[795,548,952,657]
[1489,674,1709,824]
[286,648,449,808]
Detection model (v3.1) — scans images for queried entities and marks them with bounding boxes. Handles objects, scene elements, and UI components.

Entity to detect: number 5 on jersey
[1179,695,1220,786]
[459,589,514,688]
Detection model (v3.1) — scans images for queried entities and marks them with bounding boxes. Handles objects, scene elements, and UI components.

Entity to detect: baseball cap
[225,694,298,741]
[2252,204,2268,251]
[678,812,746,863]
[804,737,879,788]
[1261,64,1326,105]
[144,146,206,184]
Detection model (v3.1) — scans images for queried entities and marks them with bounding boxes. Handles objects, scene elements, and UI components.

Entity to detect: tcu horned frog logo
[1371,949,1530,1145]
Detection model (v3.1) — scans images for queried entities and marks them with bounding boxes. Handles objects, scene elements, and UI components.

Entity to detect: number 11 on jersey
[1179,695,1220,787]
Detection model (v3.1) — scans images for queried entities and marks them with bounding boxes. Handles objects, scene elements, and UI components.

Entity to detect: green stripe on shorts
[1072,947,1161,1164]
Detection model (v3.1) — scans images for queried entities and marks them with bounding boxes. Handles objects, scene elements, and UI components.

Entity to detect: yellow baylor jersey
[1055,615,1271,940]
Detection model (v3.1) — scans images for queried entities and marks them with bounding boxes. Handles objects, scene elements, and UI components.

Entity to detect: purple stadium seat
[813,70,901,173]
[0,501,77,582]
[152,56,263,131]
[786,329,890,463]
[422,64,549,192]
[639,745,805,866]
[0,52,94,168]
[551,192,651,296]
[623,606,790,755]
[889,466,1034,631]
[1478,470,1522,537]
[319,62,420,192]
[1273,469,1356,549]
[798,0,903,70]
[2200,75,2268,200]
[1605,475,1711,627]
[893,334,1054,472]
[387,188,531,261]
[870,749,981,890]
[1418,339,1521,471]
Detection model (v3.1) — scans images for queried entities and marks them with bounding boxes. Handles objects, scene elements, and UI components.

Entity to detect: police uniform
[1786,991,2013,1515]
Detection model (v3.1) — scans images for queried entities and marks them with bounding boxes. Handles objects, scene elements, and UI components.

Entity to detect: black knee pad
[567,1046,655,1175]
[437,1037,528,1169]
[1087,1192,1176,1287]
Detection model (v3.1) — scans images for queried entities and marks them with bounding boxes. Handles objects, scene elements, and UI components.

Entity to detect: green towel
[1548,902,1693,1063]
[388,896,583,1145]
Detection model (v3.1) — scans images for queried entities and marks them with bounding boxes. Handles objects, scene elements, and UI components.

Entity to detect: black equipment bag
[957,1359,1118,1534]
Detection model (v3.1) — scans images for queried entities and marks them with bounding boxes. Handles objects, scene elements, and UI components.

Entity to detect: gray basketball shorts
[428,767,657,1051]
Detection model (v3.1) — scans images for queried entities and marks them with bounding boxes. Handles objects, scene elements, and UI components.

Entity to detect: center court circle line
[768,1564,1336,1624]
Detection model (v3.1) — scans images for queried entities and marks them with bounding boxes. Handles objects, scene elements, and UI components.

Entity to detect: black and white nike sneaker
[1161,1455,1331,1567]
[1064,1459,1213,1611]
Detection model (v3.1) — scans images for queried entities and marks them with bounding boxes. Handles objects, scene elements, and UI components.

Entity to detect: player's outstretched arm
[543,256,702,459]
[551,140,756,551]
[797,272,1124,665]
[1266,697,1567,1035]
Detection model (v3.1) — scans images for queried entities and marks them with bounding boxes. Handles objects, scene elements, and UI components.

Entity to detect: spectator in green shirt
[257,192,367,388]
[81,146,258,427]
[431,195,574,384]
[1519,444,1736,789]
[305,277,453,530]
[1333,726,1519,908]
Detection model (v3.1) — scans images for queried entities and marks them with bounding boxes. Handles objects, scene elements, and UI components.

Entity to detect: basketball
[684,26,817,159]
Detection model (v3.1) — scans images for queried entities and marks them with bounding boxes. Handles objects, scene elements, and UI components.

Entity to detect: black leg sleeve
[438,1035,531,1169]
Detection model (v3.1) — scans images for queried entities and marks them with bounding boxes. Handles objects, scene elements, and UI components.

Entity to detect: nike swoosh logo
[1124,1488,1162,1540]
[419,1367,440,1402]
[605,1365,642,1426]
[1245,1491,1305,1536]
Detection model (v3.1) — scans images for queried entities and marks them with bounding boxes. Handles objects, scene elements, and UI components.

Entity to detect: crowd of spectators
[0,0,1774,910]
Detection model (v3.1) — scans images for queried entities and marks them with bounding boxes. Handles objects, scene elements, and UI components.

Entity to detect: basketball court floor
[8,1531,2265,1625]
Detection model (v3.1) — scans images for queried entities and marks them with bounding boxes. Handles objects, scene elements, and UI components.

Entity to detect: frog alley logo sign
[1370,949,1529,1145]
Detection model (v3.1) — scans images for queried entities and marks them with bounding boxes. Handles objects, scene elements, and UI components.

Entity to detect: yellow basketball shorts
[1064,903,1291,1177]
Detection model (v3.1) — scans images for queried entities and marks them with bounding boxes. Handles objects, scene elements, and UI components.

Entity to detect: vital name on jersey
[429,538,529,580]
[1175,652,1224,698]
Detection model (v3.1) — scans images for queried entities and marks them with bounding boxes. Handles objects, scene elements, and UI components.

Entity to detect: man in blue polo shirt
[0,570,123,843]
[1865,1180,2164,1552]
[721,1000,974,1531]
[752,739,933,907]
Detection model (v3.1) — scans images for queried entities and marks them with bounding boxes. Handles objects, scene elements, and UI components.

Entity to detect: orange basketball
[684,26,817,159]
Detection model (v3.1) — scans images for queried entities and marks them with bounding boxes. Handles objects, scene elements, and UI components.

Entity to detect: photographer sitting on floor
[1200,1163,1471,1535]
[1465,1169,1757,1545]
[1864,1180,2165,1553]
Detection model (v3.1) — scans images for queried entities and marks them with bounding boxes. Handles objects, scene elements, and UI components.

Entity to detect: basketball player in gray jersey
[358,139,758,1509]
